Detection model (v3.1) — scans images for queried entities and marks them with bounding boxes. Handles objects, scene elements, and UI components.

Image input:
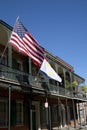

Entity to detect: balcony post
[29,58,32,74]
[29,88,32,130]
[48,105,51,130]
[66,99,70,130]
[58,97,62,129]
[72,99,76,128]
[45,91,50,130]
[69,72,72,92]
[63,68,66,94]
[8,45,12,67]
[8,85,11,130]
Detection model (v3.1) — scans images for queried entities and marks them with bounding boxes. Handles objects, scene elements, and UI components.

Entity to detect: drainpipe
[72,99,76,128]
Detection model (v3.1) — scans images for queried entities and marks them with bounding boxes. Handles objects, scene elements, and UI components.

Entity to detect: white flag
[40,59,62,82]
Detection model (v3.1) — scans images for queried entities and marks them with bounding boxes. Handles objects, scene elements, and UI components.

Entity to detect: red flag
[9,18,45,67]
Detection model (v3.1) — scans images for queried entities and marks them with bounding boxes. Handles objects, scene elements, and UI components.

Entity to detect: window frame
[17,60,23,71]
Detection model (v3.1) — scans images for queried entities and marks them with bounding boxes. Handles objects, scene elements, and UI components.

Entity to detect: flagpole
[0,16,19,64]
[0,43,8,63]
[0,28,13,64]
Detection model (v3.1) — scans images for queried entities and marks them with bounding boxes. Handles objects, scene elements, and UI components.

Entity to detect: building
[0,20,87,130]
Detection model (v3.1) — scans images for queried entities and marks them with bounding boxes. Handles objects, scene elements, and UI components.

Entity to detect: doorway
[61,104,66,127]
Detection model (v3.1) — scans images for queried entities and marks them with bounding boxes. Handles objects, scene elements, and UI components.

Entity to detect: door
[32,110,36,130]
[61,104,66,127]
[32,102,40,130]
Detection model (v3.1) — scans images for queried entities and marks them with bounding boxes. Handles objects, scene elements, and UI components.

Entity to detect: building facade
[0,20,87,130]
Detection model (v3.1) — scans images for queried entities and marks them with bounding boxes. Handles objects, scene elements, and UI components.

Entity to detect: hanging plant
[81,85,87,97]
[81,85,87,91]
[72,81,78,95]
[72,81,78,87]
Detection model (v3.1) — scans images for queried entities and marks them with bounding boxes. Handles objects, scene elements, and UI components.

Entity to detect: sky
[0,0,87,84]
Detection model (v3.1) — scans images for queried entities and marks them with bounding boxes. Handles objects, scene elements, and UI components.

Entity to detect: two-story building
[0,20,87,130]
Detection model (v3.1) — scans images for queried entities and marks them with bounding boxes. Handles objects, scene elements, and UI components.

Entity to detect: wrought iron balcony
[0,64,87,100]
[0,64,29,84]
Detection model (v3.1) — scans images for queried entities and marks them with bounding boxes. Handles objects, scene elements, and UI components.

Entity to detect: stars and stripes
[9,18,45,67]
[9,18,62,82]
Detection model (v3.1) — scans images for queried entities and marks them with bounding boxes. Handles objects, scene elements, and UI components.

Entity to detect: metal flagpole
[8,85,11,130]
[0,43,8,63]
[0,16,19,64]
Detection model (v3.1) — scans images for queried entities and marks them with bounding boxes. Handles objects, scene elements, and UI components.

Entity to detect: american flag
[9,18,45,67]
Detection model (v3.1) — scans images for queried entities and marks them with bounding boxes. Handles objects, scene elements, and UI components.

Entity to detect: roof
[0,20,12,30]
[45,49,74,72]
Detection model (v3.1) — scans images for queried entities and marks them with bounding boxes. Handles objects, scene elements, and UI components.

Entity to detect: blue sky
[0,0,87,84]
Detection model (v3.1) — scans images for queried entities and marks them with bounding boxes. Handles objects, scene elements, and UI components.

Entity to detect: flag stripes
[9,18,45,67]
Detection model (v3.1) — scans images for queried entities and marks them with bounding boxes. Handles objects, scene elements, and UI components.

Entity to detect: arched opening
[65,71,71,90]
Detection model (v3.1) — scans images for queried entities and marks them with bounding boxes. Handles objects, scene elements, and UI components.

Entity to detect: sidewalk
[60,125,87,130]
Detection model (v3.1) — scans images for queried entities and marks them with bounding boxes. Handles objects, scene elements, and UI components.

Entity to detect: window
[17,61,23,71]
[16,61,23,82]
[31,61,39,76]
[16,101,23,125]
[0,100,8,127]
[0,55,7,65]
[0,55,7,78]
[80,109,84,118]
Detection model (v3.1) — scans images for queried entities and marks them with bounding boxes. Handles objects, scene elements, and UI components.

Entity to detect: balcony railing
[0,64,29,84]
[0,64,87,100]
[49,84,72,97]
